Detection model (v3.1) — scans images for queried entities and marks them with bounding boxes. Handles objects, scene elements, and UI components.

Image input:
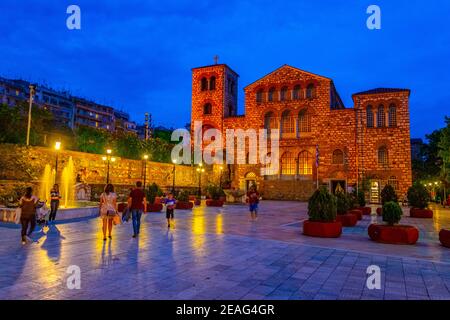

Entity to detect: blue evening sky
[0,0,449,138]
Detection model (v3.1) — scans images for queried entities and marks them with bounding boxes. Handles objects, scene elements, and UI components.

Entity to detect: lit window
[281,152,296,175]
[299,151,313,175]
[388,176,398,191]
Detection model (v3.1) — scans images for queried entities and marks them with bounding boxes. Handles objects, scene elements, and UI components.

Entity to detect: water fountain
[60,156,75,208]
[39,164,55,204]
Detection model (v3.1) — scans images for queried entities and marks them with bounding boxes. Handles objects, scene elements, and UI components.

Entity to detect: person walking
[19,187,38,244]
[128,181,147,238]
[48,184,61,225]
[246,186,260,221]
[99,184,118,241]
[165,193,176,229]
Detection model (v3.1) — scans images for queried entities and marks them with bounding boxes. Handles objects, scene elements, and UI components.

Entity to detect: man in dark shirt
[128,181,147,238]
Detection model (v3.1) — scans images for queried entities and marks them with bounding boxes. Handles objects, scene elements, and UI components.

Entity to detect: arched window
[378,146,388,166]
[306,84,315,99]
[209,76,216,90]
[280,86,288,101]
[264,152,278,178]
[293,85,301,100]
[268,87,276,102]
[298,109,311,133]
[299,151,313,175]
[388,176,398,191]
[281,152,296,175]
[264,111,278,136]
[377,105,385,127]
[332,149,344,164]
[366,105,374,128]
[281,110,295,138]
[256,89,264,104]
[203,103,212,115]
[388,104,397,127]
[201,77,208,91]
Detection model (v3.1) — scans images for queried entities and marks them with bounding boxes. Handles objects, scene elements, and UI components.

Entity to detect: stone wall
[0,144,212,201]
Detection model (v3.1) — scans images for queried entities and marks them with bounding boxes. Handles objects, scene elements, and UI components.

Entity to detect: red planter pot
[336,213,358,227]
[154,197,162,204]
[410,208,433,219]
[188,195,197,201]
[206,200,224,207]
[147,203,163,213]
[376,208,383,216]
[348,209,362,220]
[359,207,372,215]
[368,224,419,245]
[176,201,193,210]
[439,229,450,248]
[118,202,127,213]
[303,220,342,238]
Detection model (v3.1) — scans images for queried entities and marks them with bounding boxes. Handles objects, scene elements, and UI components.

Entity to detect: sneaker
[132,234,137,238]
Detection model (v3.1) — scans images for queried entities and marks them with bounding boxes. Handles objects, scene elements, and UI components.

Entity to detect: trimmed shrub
[381,184,398,205]
[382,201,403,226]
[206,184,225,200]
[177,190,190,202]
[308,187,337,222]
[407,184,430,209]
[336,191,351,215]
[357,191,366,207]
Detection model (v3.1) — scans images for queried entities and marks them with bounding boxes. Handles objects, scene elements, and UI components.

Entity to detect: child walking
[165,193,176,229]
[246,186,260,221]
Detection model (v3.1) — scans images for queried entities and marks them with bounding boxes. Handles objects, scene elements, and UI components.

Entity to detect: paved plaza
[1,201,450,300]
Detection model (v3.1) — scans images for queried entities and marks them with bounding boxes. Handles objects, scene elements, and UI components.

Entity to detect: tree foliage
[308,187,337,222]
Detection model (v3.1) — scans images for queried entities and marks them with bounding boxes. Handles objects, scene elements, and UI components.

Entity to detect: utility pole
[26,84,36,146]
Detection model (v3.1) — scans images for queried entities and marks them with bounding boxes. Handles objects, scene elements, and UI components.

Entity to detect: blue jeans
[131,209,143,235]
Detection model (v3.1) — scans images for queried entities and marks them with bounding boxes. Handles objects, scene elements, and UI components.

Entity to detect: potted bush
[376,184,398,216]
[303,187,342,238]
[335,191,358,226]
[176,190,193,209]
[407,184,433,218]
[439,229,450,248]
[368,201,419,245]
[205,185,225,207]
[356,191,371,215]
[145,183,164,212]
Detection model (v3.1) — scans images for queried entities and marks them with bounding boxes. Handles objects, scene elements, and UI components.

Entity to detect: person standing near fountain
[128,181,147,238]
[48,184,61,225]
[19,187,38,244]
[99,184,118,241]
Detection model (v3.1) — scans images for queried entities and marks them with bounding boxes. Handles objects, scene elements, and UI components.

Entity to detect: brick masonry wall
[0,144,212,196]
[191,64,412,200]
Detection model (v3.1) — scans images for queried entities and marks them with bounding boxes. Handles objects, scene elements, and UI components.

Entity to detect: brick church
[191,63,412,203]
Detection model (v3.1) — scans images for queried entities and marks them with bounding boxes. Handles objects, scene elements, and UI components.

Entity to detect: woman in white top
[99,183,118,241]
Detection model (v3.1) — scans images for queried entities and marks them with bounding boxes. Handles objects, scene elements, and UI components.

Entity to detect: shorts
[166,208,174,219]
[249,203,258,212]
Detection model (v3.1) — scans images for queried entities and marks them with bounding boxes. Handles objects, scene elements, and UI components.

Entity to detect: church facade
[190,63,412,202]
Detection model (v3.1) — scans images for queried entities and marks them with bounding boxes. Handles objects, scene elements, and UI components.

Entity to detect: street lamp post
[172,159,177,193]
[54,141,61,183]
[143,154,149,189]
[196,163,205,197]
[219,165,223,187]
[26,84,36,146]
[102,149,116,184]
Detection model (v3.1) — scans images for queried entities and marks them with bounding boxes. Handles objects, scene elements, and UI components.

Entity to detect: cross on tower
[214,55,219,65]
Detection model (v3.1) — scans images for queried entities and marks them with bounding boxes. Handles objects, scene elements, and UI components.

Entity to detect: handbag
[112,214,121,225]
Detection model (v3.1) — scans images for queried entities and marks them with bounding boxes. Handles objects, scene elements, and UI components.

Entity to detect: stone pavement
[0,201,450,300]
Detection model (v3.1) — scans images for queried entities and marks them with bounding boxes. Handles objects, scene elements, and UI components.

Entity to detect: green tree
[74,126,110,154]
